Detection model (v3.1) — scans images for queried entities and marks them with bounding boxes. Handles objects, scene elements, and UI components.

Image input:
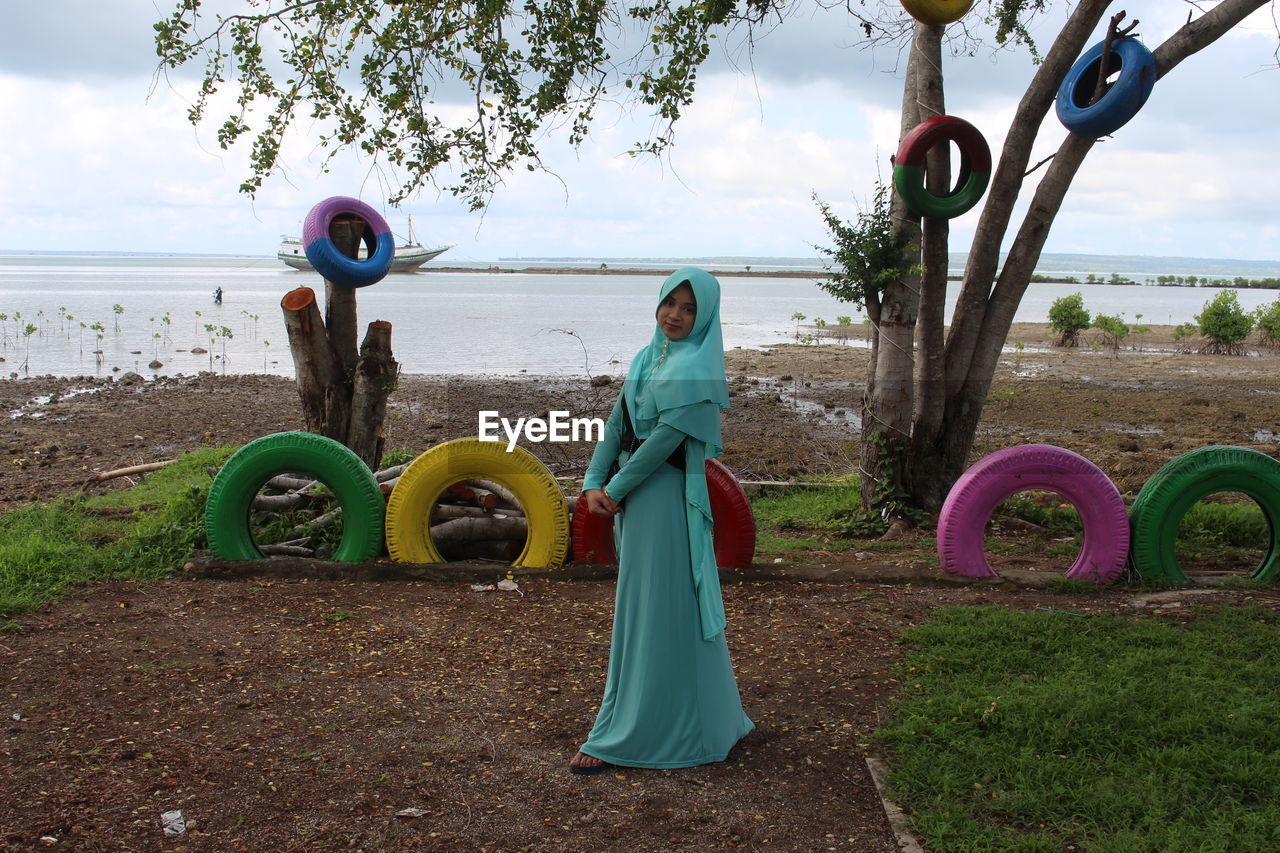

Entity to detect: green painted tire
[1129,446,1280,584]
[205,431,385,562]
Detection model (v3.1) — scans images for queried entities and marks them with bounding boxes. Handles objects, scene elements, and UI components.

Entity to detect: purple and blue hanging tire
[301,196,395,288]
[937,444,1130,584]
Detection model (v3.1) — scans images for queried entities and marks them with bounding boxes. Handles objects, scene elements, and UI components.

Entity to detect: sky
[0,1,1277,263]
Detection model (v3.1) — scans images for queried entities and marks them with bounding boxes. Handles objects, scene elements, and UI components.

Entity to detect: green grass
[0,447,233,621]
[879,605,1280,852]
[749,479,872,558]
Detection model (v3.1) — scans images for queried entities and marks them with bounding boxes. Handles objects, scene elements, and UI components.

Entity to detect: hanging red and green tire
[1129,446,1280,585]
[1056,37,1157,138]
[893,115,991,219]
[900,0,974,26]
[205,431,386,562]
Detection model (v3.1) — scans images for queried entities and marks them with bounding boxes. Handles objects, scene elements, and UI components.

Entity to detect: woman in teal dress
[569,267,754,774]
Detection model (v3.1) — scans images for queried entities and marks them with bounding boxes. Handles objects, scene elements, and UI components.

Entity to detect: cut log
[83,459,176,487]
[379,478,399,496]
[431,504,525,522]
[467,478,520,510]
[285,508,342,539]
[446,482,498,509]
[375,464,408,482]
[347,320,398,469]
[429,516,528,546]
[258,544,316,557]
[251,492,320,511]
[281,286,344,439]
[265,474,316,493]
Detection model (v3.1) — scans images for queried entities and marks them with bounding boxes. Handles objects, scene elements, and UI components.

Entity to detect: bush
[1196,290,1254,354]
[1173,321,1201,353]
[1048,292,1090,346]
[1091,313,1129,351]
[1254,297,1280,350]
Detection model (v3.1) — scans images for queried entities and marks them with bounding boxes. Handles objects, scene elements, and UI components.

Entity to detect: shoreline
[3,326,1277,510]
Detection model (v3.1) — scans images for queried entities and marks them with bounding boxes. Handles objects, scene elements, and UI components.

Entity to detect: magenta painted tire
[301,196,395,288]
[937,445,1130,583]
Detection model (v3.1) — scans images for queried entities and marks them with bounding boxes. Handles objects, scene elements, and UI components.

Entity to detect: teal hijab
[622,267,730,640]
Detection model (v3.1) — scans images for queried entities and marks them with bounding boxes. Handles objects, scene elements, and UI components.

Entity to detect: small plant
[322,610,355,624]
[1173,321,1200,353]
[790,312,806,342]
[1091,313,1129,353]
[1254,297,1280,350]
[112,303,124,333]
[836,316,853,344]
[1196,290,1253,354]
[1048,292,1090,347]
[813,181,910,314]
[20,323,37,374]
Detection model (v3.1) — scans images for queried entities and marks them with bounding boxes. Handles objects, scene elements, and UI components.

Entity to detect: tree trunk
[859,22,928,511]
[906,21,950,504]
[871,0,1267,513]
[347,320,398,469]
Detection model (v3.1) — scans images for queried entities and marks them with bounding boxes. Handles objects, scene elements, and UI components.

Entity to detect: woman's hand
[583,488,620,517]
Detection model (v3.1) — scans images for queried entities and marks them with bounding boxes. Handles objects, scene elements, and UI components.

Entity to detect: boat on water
[277,216,451,273]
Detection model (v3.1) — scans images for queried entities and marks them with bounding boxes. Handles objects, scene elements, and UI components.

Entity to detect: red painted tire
[892,115,991,219]
[571,498,617,565]
[302,196,395,288]
[571,459,756,569]
[937,445,1130,584]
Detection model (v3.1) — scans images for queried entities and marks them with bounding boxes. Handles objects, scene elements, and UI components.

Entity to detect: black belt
[613,396,685,475]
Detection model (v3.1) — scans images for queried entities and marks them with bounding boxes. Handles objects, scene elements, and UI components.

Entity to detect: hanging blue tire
[302,196,395,288]
[1056,37,1157,139]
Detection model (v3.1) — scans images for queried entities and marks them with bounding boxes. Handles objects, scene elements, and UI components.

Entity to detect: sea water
[0,255,1274,379]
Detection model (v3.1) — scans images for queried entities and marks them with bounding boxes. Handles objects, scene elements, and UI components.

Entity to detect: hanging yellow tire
[385,438,570,568]
[900,0,973,26]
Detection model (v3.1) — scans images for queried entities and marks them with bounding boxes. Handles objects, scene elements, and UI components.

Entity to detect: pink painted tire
[937,445,1129,583]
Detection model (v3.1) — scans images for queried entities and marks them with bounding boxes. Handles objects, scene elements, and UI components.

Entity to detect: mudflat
[1,322,1276,852]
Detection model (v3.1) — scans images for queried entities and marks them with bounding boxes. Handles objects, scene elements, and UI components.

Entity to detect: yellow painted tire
[900,0,973,26]
[384,438,570,568]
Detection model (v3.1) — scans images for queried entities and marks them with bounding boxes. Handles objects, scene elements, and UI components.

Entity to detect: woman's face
[657,283,697,341]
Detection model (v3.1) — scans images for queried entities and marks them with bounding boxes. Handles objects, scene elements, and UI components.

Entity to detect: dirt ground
[2,323,1278,851]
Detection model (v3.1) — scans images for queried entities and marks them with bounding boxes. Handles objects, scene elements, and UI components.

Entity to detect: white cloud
[0,0,1275,262]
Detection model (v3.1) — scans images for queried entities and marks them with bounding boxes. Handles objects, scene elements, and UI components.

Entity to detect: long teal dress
[578,372,754,768]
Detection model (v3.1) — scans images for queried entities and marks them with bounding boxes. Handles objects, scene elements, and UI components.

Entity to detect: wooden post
[281,286,343,438]
[325,217,364,379]
[279,208,400,470]
[347,320,398,468]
